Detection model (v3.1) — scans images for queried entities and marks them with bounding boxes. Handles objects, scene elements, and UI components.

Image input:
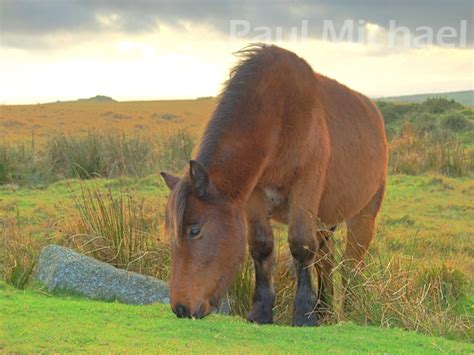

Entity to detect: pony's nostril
[175,304,190,318]
[193,304,205,319]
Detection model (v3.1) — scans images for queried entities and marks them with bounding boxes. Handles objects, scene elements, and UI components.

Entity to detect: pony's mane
[165,44,275,241]
[196,43,274,167]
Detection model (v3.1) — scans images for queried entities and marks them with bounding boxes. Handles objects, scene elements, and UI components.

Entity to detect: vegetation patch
[1,98,473,348]
[1,282,472,353]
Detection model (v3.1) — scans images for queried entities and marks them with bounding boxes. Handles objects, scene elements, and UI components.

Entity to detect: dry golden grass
[0,98,216,143]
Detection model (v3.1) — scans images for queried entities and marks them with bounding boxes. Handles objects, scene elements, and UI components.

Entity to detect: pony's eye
[189,225,202,240]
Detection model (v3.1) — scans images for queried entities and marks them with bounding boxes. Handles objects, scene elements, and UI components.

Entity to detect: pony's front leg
[289,210,319,326]
[246,192,275,324]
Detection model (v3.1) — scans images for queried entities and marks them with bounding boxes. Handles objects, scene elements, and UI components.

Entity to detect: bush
[441,112,474,132]
[407,112,440,134]
[421,98,463,114]
[376,101,419,126]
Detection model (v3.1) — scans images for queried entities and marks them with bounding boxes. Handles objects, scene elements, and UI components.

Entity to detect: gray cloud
[1,0,472,48]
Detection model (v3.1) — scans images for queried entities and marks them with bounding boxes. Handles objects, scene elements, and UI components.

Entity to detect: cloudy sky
[0,0,472,104]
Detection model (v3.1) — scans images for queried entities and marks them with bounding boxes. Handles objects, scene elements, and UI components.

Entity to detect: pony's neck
[195,68,289,201]
[192,45,312,202]
[195,97,276,202]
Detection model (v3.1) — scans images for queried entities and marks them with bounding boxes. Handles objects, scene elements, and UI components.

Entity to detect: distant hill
[378,90,473,106]
[77,95,116,103]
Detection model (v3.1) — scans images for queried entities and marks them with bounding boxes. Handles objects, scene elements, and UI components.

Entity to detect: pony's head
[161,160,246,319]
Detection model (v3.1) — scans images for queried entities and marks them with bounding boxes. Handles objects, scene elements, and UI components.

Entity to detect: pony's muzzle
[173,304,190,318]
[172,302,210,319]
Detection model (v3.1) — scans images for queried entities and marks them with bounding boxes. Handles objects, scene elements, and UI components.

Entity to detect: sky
[0,0,473,104]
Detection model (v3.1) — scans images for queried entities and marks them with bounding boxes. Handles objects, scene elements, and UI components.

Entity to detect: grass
[66,182,170,279]
[389,123,473,176]
[1,174,472,341]
[1,97,473,349]
[2,174,471,274]
[0,129,195,185]
[0,98,215,143]
[1,282,472,353]
[1,98,473,187]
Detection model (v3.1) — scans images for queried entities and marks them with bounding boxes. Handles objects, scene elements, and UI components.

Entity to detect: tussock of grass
[47,130,195,180]
[335,255,472,340]
[65,183,170,280]
[0,207,40,289]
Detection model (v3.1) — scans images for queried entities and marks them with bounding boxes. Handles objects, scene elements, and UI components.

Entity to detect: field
[1,97,473,351]
[1,281,473,353]
[0,98,215,142]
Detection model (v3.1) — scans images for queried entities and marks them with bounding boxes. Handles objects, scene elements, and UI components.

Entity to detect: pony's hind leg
[288,209,319,326]
[288,173,328,327]
[314,226,335,321]
[343,182,385,311]
[246,191,275,324]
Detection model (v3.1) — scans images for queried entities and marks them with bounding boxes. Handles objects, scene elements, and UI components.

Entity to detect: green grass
[1,173,473,342]
[1,282,472,353]
[2,174,472,273]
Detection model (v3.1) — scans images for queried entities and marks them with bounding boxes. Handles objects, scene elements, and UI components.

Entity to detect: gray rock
[35,245,231,314]
[36,245,169,305]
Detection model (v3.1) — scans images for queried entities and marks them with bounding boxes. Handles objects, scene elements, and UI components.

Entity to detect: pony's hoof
[247,306,273,325]
[292,313,319,327]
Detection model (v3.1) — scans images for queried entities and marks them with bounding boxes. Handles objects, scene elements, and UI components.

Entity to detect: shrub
[421,98,463,114]
[376,101,419,127]
[0,161,7,184]
[441,112,474,132]
[406,112,440,134]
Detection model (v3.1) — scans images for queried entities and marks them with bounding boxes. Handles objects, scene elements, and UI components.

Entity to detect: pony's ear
[189,160,210,198]
[160,172,180,190]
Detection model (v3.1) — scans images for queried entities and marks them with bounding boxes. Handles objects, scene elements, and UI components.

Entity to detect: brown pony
[161,44,387,326]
